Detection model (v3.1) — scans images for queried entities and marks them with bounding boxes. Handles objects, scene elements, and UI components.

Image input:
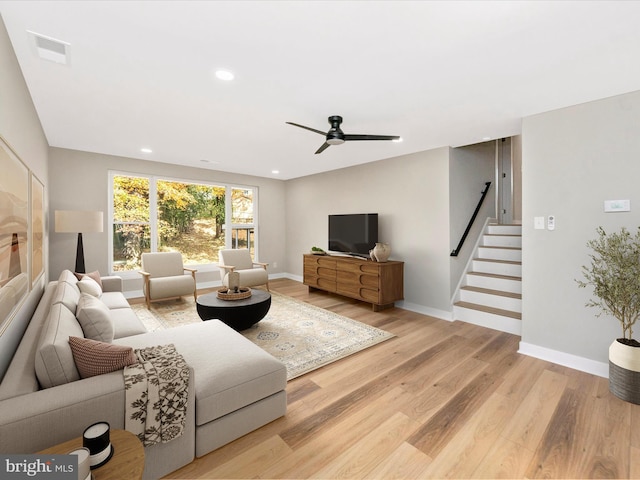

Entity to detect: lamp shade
[55,210,103,233]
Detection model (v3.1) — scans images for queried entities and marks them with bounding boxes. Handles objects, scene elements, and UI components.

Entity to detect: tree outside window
[111,174,257,272]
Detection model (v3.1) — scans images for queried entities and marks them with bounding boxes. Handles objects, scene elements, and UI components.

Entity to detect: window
[110,173,257,272]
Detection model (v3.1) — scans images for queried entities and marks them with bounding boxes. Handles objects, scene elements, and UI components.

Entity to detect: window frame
[108,170,259,277]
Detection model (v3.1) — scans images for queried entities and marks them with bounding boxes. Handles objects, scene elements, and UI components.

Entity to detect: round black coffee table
[196,289,271,331]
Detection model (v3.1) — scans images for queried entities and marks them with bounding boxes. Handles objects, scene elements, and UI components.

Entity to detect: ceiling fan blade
[315,142,330,154]
[343,134,401,142]
[286,122,326,136]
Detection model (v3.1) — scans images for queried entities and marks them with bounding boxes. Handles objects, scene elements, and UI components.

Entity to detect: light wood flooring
[165,278,640,479]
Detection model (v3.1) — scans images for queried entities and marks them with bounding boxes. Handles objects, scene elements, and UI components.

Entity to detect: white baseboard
[396,301,453,321]
[518,341,609,378]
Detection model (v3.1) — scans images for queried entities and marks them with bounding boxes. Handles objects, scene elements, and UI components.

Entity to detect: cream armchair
[219,249,269,291]
[139,252,197,308]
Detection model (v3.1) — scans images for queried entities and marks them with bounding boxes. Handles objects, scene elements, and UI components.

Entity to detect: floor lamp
[55,210,104,273]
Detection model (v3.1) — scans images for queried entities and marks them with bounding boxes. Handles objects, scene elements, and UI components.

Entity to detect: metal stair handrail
[450,181,492,257]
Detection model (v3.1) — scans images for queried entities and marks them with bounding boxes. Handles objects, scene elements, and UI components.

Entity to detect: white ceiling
[2,1,640,180]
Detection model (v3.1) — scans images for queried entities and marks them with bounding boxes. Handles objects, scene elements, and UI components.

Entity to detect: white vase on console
[372,243,391,262]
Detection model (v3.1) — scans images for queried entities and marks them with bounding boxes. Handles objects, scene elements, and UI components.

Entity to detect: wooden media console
[303,254,404,311]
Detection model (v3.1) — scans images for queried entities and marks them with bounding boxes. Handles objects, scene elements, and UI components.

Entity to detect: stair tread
[478,245,522,251]
[454,301,522,320]
[473,258,522,266]
[484,234,522,237]
[467,271,521,281]
[461,285,522,299]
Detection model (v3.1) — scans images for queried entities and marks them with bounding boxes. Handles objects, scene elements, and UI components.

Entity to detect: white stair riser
[453,305,522,335]
[466,275,521,294]
[477,247,522,262]
[487,225,522,235]
[472,260,522,277]
[459,289,522,312]
[482,236,522,248]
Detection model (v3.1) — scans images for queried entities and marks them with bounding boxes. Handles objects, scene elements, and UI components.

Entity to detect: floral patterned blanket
[123,344,190,446]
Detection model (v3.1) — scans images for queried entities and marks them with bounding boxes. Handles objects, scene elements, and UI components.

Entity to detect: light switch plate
[534,216,545,230]
[604,199,630,212]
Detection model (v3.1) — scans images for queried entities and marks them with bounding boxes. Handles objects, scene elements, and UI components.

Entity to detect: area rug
[131,292,395,380]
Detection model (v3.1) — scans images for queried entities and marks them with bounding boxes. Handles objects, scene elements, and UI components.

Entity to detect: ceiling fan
[286,115,401,154]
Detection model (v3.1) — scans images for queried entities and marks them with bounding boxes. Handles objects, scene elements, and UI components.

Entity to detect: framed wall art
[31,174,44,286]
[0,135,29,335]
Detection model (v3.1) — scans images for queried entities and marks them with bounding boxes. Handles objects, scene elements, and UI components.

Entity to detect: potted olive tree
[577,226,640,404]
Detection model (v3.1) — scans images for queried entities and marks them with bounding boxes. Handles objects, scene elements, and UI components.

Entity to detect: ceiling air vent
[28,31,69,65]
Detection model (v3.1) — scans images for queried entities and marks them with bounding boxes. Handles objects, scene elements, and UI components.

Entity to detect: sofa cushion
[100,291,131,310]
[68,336,137,378]
[113,321,287,426]
[111,308,147,339]
[35,303,83,388]
[58,269,79,287]
[77,276,102,298]
[51,280,81,314]
[76,293,114,342]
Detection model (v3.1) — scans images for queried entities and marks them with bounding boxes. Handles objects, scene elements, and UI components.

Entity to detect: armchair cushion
[149,275,197,299]
[142,252,186,278]
[219,249,254,271]
[222,269,267,288]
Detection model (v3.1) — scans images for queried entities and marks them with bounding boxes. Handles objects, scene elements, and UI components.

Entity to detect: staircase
[453,224,522,335]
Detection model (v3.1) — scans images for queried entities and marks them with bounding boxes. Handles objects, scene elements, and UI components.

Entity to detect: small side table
[39,429,144,480]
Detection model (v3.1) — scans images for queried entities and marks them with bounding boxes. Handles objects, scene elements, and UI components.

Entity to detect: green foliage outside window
[112,175,255,271]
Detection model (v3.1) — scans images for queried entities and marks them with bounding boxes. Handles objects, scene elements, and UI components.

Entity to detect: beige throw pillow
[74,270,103,289]
[76,293,114,342]
[77,276,102,297]
[68,336,137,378]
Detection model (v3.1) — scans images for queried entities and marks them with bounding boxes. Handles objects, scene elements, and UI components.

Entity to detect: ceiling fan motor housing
[326,115,345,144]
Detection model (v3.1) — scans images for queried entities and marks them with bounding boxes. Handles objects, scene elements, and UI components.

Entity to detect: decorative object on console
[55,210,104,274]
[83,421,113,469]
[67,447,91,480]
[371,242,391,262]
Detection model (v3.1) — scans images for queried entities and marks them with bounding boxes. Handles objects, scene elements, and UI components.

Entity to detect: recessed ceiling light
[215,69,234,81]
[272,170,280,174]
[140,148,152,154]
[482,136,492,141]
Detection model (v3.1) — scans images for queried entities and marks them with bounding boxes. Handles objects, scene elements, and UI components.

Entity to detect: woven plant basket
[609,340,640,404]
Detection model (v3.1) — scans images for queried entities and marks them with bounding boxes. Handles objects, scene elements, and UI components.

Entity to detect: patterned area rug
[131,292,395,380]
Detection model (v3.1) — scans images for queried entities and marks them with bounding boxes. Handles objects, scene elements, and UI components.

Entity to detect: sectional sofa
[0,270,287,479]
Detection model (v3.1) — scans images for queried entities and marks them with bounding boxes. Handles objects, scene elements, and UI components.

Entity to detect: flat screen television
[328,213,378,258]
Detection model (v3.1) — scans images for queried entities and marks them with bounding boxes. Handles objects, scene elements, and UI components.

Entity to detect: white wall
[449,141,496,293]
[285,148,453,316]
[48,148,287,294]
[522,90,640,370]
[0,14,49,379]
